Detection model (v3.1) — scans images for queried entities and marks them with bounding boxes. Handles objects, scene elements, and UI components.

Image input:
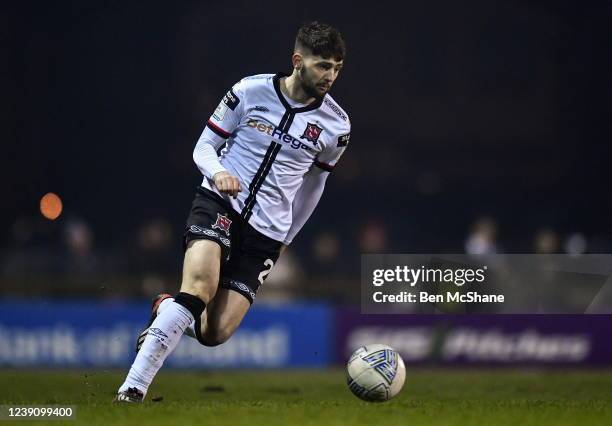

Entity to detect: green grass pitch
[1,369,611,425]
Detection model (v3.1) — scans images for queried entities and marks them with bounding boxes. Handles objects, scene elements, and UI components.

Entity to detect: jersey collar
[273,72,324,113]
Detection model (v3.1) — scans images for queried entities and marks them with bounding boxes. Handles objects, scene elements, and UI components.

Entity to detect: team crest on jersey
[212,213,232,236]
[300,122,323,145]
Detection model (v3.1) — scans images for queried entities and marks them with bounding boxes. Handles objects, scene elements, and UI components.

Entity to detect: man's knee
[200,327,234,347]
[182,270,218,303]
[184,268,217,290]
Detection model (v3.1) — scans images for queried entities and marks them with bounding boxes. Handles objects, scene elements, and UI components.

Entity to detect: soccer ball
[346,344,406,402]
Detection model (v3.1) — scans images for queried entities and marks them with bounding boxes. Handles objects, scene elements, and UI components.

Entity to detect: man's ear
[292,52,303,71]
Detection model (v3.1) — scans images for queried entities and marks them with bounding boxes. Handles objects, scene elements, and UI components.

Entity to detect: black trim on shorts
[219,278,257,305]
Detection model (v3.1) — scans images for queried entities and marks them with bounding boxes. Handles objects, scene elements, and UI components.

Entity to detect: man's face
[297,54,344,99]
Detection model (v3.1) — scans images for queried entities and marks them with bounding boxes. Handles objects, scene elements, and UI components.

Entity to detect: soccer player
[114,21,350,402]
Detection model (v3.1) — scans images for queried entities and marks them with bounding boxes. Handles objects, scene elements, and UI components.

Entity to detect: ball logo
[212,213,232,236]
[300,122,323,144]
[363,349,398,384]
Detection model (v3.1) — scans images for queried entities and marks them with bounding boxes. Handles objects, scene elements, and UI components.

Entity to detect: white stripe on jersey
[197,73,351,242]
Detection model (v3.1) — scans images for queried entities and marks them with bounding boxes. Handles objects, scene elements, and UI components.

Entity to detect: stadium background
[2,1,612,372]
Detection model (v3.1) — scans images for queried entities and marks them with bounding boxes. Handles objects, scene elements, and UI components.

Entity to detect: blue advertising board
[0,300,332,368]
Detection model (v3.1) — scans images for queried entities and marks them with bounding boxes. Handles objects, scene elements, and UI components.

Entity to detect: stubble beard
[299,67,326,100]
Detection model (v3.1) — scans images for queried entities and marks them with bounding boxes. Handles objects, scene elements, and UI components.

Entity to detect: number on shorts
[257,259,274,285]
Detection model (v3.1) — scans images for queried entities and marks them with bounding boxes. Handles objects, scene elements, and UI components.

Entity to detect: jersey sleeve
[314,124,351,172]
[201,79,247,145]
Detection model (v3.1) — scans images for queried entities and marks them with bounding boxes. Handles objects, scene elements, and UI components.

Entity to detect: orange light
[40,192,63,220]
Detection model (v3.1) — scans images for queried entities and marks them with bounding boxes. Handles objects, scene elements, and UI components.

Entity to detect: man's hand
[213,171,242,199]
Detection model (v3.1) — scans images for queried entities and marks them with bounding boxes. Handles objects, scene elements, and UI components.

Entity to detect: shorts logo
[300,122,323,145]
[212,213,232,236]
[189,225,230,247]
[189,225,210,235]
[230,280,256,300]
[337,133,350,147]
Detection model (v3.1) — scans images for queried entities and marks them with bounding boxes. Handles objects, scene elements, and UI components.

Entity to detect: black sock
[173,292,206,320]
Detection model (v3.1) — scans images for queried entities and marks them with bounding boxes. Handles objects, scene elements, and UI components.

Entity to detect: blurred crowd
[1,209,609,301]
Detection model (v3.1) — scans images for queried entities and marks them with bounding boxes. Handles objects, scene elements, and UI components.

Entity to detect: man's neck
[281,71,316,105]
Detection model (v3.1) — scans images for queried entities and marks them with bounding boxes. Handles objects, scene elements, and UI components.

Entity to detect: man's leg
[157,225,280,350]
[116,239,221,400]
[161,288,250,346]
[191,232,282,345]
[156,288,250,345]
[199,288,251,346]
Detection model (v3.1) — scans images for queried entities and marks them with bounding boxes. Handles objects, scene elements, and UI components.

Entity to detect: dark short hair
[295,21,346,61]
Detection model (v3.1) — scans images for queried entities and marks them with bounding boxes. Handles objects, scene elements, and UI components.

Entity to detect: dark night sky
[2,1,611,253]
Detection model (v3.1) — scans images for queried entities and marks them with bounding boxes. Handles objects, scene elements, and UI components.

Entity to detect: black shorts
[183,186,282,304]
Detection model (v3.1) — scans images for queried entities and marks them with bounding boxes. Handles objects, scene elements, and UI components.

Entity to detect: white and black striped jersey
[195,73,351,243]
